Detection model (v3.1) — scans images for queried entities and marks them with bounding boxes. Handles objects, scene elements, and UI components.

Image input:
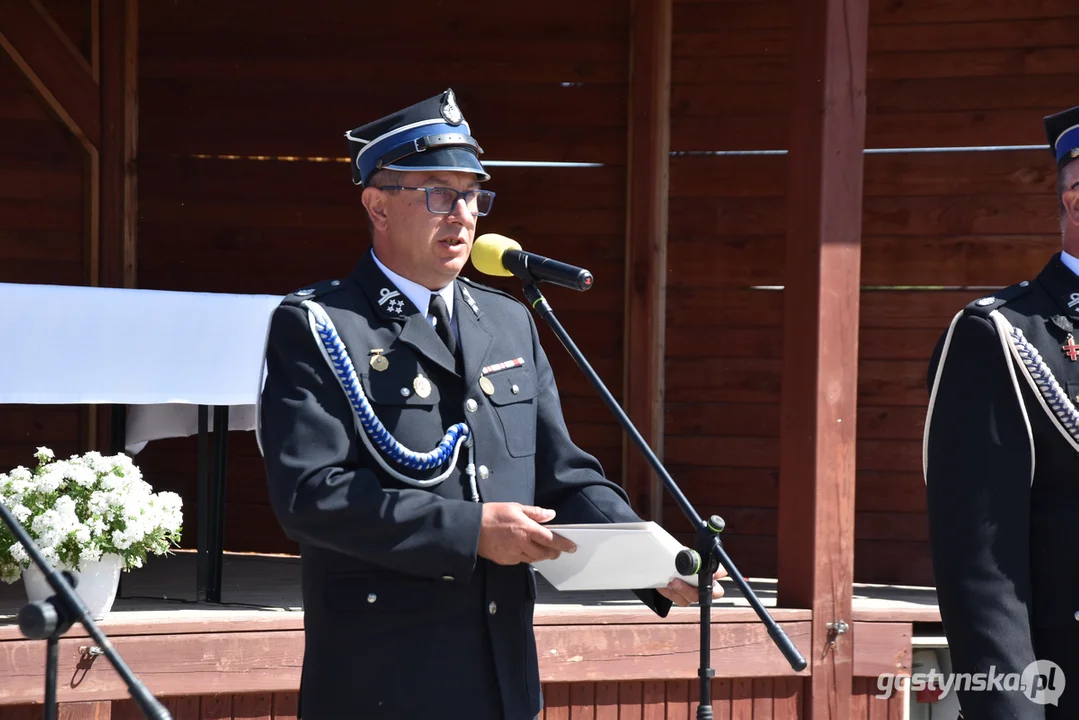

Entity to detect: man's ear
[1065,185,1079,229]
[362,187,390,231]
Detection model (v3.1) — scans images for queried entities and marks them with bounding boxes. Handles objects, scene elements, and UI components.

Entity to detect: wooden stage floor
[0,550,941,624]
[0,551,935,712]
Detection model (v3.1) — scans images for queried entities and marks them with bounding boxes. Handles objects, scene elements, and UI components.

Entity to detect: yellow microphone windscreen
[471,234,522,277]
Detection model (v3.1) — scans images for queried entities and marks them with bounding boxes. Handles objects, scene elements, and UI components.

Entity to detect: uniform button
[466,398,478,412]
[478,465,489,480]
[400,388,411,397]
[442,575,455,582]
[488,601,497,615]
[367,593,377,604]
[511,384,520,395]
[1074,610,1079,621]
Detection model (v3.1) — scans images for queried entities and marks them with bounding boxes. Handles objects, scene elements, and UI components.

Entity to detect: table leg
[208,406,230,603]
[197,405,209,603]
[111,404,127,599]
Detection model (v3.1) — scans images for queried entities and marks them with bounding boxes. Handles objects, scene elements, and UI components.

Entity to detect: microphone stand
[519,281,807,719]
[0,500,171,719]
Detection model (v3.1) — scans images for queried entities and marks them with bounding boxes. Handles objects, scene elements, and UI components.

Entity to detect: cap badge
[441,90,463,125]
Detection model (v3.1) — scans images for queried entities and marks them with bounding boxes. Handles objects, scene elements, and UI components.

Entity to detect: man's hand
[477,503,577,566]
[657,566,729,607]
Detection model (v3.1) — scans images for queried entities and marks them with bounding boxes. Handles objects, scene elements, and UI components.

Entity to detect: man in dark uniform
[925,106,1079,718]
[257,89,723,719]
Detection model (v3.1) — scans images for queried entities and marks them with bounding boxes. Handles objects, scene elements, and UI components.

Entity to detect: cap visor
[384,146,489,182]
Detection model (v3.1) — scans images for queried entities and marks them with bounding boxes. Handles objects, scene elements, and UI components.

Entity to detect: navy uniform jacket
[925,253,1079,719]
[259,251,671,719]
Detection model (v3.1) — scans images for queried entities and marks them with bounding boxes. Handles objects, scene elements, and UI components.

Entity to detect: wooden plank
[773,676,803,719]
[751,678,773,718]
[730,678,753,720]
[569,682,595,720]
[671,151,1056,199]
[271,692,297,720]
[170,696,200,720]
[664,231,1059,289]
[544,683,569,720]
[642,680,664,719]
[851,622,912,678]
[137,83,628,161]
[58,702,111,719]
[666,680,690,720]
[0,0,100,150]
[658,468,927,516]
[593,682,619,720]
[623,0,671,522]
[231,692,272,720]
[851,677,868,719]
[854,540,935,588]
[0,630,304,704]
[776,4,867,720]
[200,694,230,720]
[536,621,811,682]
[141,0,627,39]
[619,682,642,720]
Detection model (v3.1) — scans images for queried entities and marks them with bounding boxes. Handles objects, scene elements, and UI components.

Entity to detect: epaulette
[964,279,1033,318]
[281,278,344,307]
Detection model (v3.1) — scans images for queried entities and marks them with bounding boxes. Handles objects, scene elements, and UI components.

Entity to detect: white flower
[9,543,28,565]
[112,529,133,550]
[35,447,54,462]
[83,453,111,474]
[70,465,97,488]
[11,505,30,523]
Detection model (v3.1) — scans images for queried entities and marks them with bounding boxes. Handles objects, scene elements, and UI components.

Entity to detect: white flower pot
[22,554,124,621]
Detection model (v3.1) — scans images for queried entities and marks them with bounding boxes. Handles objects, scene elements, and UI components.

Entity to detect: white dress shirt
[371,250,459,345]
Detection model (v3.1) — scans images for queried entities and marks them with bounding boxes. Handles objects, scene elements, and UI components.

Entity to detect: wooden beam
[0,0,101,151]
[622,0,672,521]
[95,0,138,453]
[99,0,138,289]
[776,0,869,718]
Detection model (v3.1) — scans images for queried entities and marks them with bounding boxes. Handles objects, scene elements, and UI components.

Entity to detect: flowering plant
[0,447,183,583]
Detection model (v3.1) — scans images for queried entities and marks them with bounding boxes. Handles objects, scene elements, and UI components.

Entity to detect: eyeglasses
[376,185,496,217]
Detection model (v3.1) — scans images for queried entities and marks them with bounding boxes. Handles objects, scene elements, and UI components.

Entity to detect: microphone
[471,234,594,292]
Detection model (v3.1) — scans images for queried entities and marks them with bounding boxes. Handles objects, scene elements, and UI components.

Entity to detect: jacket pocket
[487,367,539,457]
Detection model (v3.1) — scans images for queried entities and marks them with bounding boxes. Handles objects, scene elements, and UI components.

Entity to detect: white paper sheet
[532,521,699,591]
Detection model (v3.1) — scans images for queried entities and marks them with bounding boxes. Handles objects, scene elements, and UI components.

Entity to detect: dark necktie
[428,293,457,357]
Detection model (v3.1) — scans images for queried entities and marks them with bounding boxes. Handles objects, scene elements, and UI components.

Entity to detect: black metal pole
[518,281,806,716]
[209,405,230,603]
[197,405,209,602]
[1,500,171,719]
[44,634,59,720]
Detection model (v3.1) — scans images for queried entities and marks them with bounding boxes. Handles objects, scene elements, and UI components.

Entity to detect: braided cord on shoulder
[1008,325,1079,444]
[301,300,477,498]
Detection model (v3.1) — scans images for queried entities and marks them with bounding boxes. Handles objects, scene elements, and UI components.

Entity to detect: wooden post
[776,0,869,717]
[96,0,138,453]
[622,0,671,521]
[100,0,138,290]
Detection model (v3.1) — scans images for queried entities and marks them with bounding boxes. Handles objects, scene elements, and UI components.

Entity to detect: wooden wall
[1,0,1075,588]
[0,0,94,478]
[662,0,1072,585]
[0,679,912,719]
[133,0,630,554]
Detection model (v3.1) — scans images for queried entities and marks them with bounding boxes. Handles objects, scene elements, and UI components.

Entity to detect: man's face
[369,170,480,290]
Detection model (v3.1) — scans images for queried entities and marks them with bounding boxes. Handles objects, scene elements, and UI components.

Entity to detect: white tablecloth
[0,282,282,452]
